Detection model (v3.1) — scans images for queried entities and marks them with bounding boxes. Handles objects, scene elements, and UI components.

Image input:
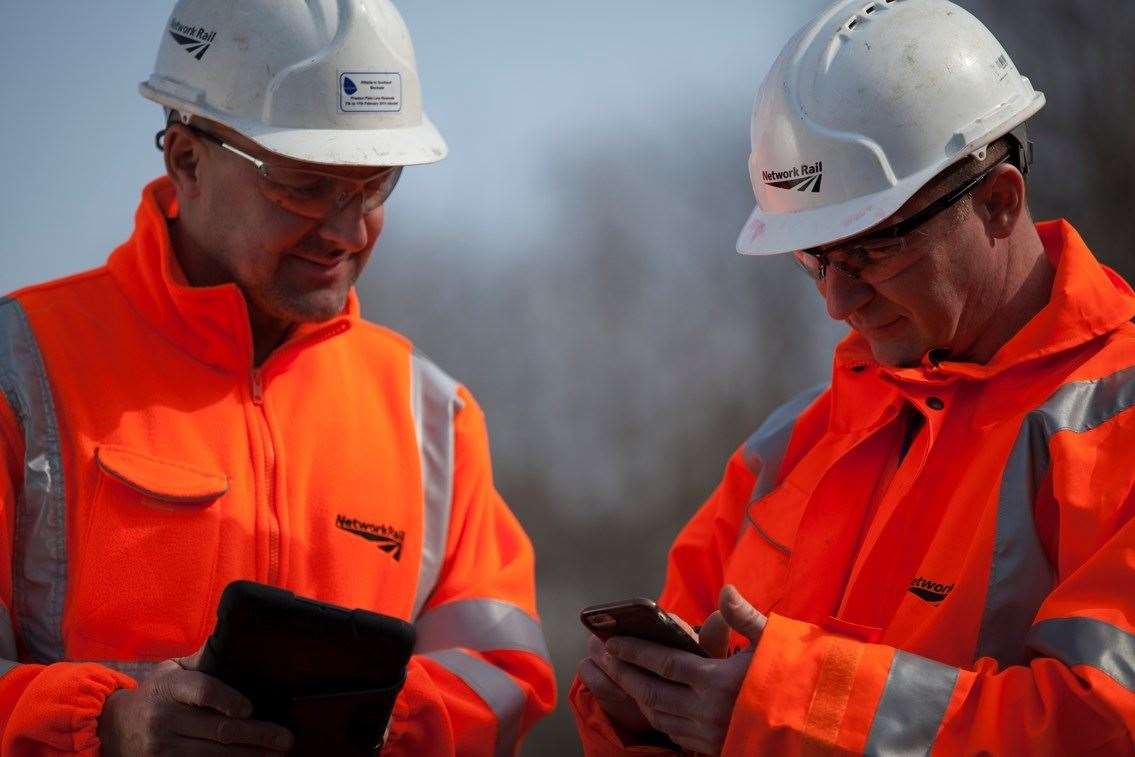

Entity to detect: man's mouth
[856,316,903,336]
[292,251,351,269]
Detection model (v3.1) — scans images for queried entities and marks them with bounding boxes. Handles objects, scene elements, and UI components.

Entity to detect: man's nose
[316,194,372,252]
[823,268,873,322]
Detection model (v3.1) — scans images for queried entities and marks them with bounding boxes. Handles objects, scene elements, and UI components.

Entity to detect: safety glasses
[156,127,402,219]
[794,152,1012,283]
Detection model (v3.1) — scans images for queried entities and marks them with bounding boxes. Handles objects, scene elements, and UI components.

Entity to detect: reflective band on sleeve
[94,659,161,681]
[977,366,1135,665]
[409,353,463,620]
[1028,617,1135,692]
[0,605,17,662]
[741,383,827,549]
[864,651,959,757]
[0,660,17,676]
[0,298,67,664]
[415,598,550,660]
[424,649,526,757]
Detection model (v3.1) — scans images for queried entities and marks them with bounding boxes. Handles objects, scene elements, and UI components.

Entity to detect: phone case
[581,597,708,658]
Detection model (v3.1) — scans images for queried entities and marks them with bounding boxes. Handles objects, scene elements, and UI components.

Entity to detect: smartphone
[199,580,416,755]
[580,597,708,658]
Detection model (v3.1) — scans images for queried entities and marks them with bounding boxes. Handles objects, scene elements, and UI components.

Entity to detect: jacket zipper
[247,321,350,585]
[250,367,280,584]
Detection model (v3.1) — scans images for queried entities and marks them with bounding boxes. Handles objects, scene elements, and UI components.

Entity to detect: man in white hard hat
[572,0,1135,753]
[0,1,553,754]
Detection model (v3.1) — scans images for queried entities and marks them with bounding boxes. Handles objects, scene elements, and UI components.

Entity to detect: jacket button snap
[927,397,945,411]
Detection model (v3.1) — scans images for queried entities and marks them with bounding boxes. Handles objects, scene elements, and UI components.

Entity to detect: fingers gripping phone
[580,597,708,658]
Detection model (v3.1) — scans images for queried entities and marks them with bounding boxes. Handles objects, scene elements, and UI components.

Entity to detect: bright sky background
[0,0,828,293]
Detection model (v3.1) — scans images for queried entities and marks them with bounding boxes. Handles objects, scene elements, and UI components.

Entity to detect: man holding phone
[0,1,553,753]
[573,0,1135,753]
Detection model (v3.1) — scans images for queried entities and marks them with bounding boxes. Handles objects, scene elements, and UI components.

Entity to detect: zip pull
[251,369,264,405]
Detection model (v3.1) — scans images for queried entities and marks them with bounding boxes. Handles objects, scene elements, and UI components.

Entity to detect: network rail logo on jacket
[336,514,405,561]
[908,576,954,604]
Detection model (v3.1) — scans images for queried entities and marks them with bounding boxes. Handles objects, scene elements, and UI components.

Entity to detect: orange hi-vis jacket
[0,178,555,755]
[572,221,1135,754]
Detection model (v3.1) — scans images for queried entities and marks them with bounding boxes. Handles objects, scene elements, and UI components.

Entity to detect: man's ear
[162,124,204,199]
[973,163,1026,240]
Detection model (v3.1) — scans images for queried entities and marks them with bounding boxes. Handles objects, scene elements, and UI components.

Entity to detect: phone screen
[581,598,708,658]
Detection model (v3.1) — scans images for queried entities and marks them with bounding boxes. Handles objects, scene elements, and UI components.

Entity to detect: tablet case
[200,580,416,755]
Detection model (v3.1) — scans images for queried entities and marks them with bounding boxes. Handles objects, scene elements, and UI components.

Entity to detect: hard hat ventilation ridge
[845,0,906,32]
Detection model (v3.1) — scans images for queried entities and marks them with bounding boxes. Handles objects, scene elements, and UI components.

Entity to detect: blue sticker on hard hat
[339,72,402,113]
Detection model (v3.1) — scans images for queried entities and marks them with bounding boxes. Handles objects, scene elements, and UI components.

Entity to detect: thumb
[719,585,767,645]
[173,641,207,671]
[698,610,730,658]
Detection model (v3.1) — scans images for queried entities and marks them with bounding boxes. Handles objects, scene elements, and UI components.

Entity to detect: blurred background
[1,1,1131,753]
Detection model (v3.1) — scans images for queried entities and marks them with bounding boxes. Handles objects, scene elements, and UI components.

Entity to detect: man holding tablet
[0,1,553,753]
[573,0,1135,753]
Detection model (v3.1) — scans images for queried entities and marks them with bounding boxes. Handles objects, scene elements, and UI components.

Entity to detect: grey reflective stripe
[0,659,17,676]
[409,353,463,620]
[1028,617,1135,692]
[977,366,1135,665]
[0,298,67,664]
[424,649,525,757]
[0,605,17,662]
[740,383,827,548]
[94,659,162,681]
[415,599,550,660]
[864,651,959,757]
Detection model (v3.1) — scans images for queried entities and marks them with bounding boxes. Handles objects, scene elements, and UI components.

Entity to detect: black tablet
[199,580,416,755]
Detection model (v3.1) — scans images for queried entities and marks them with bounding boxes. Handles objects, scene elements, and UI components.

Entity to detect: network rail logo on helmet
[168,17,217,61]
[762,161,825,193]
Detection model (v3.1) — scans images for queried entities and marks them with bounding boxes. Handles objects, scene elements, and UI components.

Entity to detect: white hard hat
[140,0,447,167]
[737,0,1044,256]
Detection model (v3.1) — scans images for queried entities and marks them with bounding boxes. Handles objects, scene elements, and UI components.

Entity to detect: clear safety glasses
[156,127,402,219]
[793,152,1012,283]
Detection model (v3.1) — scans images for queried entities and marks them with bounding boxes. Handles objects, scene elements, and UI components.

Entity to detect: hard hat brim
[736,175,926,257]
[735,189,907,257]
[141,80,447,168]
[244,114,448,168]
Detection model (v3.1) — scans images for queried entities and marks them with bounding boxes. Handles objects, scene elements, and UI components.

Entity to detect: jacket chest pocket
[67,445,229,661]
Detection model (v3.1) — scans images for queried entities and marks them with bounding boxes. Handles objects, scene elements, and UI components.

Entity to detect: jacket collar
[107,177,358,373]
[829,220,1135,427]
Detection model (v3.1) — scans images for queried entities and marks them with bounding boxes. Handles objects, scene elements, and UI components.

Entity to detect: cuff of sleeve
[722,613,894,754]
[383,659,454,755]
[3,662,135,754]
[567,676,677,756]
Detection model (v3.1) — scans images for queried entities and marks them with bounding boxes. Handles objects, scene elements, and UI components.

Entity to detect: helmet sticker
[762,161,824,193]
[168,17,216,61]
[340,72,402,113]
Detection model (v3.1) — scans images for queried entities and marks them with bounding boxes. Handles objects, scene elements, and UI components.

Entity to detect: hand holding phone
[580,597,708,658]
